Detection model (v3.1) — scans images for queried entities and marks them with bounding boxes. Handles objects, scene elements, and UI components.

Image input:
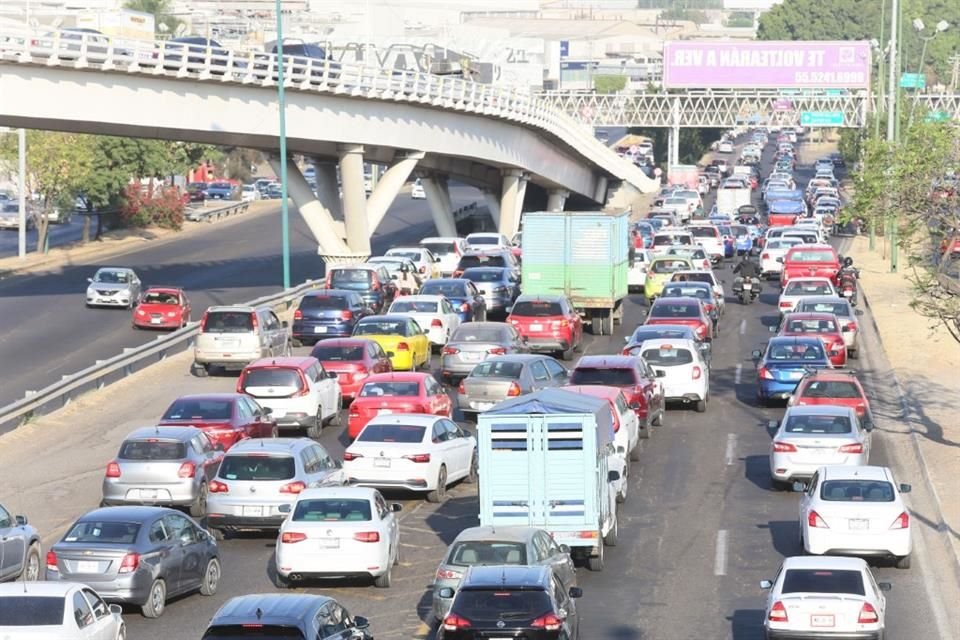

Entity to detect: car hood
[137,303,181,313]
[88,282,130,291]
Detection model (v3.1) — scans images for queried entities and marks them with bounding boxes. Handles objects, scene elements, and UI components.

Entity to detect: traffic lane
[0,186,480,408]
[0,216,87,257]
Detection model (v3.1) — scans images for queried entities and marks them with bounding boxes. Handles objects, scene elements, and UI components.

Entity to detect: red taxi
[310,338,393,401]
[133,286,191,330]
[790,370,872,425]
[780,244,840,287]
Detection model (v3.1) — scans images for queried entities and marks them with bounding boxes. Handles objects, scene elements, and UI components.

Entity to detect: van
[325,264,396,313]
[237,357,341,438]
[193,306,290,377]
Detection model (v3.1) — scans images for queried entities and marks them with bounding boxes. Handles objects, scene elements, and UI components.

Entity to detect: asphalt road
[0,215,87,257]
[0,187,479,408]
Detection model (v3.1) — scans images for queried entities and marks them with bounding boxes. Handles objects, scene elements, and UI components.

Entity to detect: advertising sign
[663,41,871,89]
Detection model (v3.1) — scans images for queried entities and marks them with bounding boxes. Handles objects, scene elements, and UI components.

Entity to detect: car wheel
[326,402,342,427]
[189,482,208,518]
[374,563,392,588]
[895,554,911,570]
[307,408,322,439]
[849,348,858,359]
[464,451,479,484]
[140,579,166,618]
[21,543,40,582]
[274,570,292,589]
[199,557,221,596]
[426,466,447,503]
[192,363,209,378]
[695,397,707,413]
[604,515,619,547]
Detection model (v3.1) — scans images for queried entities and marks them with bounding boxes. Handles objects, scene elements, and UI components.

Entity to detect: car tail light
[691,366,702,380]
[779,301,792,308]
[487,347,506,355]
[442,614,472,631]
[46,550,58,571]
[354,531,380,542]
[436,568,462,580]
[442,346,460,355]
[342,310,354,320]
[403,453,431,463]
[281,532,307,544]
[807,510,829,528]
[858,602,879,624]
[118,553,140,574]
[761,252,770,260]
[845,322,857,332]
[280,481,307,494]
[293,309,303,320]
[343,451,362,461]
[431,319,443,328]
[459,303,470,312]
[768,601,788,623]
[838,443,863,454]
[397,342,410,351]
[209,480,230,493]
[250,312,258,330]
[551,319,569,328]
[890,511,910,529]
[105,461,121,478]
[178,462,196,478]
[758,367,774,380]
[530,613,563,631]
[200,312,209,331]
[854,403,867,415]
[772,441,797,452]
[458,380,466,394]
[507,381,522,397]
[351,367,369,380]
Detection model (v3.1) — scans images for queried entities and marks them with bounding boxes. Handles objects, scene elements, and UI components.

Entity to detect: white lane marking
[734,363,742,385]
[714,530,728,576]
[739,319,746,335]
[725,434,737,466]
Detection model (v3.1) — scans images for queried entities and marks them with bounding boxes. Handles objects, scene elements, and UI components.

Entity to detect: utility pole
[17,128,26,259]
[275,0,290,289]
[885,0,899,272]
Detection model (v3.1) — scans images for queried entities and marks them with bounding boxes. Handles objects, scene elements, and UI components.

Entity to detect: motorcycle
[838,267,859,305]
[733,275,760,304]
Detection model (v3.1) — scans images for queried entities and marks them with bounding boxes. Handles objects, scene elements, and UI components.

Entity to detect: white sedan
[387,294,461,346]
[778,277,837,314]
[0,582,125,639]
[798,465,912,568]
[718,140,735,153]
[761,556,890,639]
[385,246,441,279]
[343,414,477,502]
[628,249,653,292]
[465,232,511,251]
[275,487,401,588]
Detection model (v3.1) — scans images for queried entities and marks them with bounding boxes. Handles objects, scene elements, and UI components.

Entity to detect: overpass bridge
[0,26,657,262]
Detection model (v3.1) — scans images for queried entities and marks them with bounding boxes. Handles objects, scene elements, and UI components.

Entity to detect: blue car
[418,278,487,322]
[204,181,235,199]
[291,289,372,345]
[752,336,832,406]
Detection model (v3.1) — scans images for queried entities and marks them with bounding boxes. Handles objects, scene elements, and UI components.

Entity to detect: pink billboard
[662,41,871,89]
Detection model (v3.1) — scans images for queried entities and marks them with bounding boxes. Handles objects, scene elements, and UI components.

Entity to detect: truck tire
[590,311,603,336]
[586,542,604,572]
[601,312,614,336]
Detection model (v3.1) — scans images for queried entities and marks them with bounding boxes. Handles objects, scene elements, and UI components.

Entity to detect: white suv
[637,338,709,413]
[420,237,467,276]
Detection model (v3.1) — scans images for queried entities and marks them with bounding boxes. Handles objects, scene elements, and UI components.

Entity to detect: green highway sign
[900,73,926,89]
[925,111,950,123]
[800,111,845,127]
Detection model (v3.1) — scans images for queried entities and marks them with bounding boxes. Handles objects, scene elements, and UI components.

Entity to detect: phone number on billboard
[794,71,866,84]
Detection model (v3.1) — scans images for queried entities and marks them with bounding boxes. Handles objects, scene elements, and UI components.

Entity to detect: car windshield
[471,361,523,379]
[387,250,421,261]
[142,291,179,304]
[163,398,232,420]
[422,282,468,297]
[785,281,833,296]
[570,367,636,386]
[767,342,825,360]
[293,499,371,522]
[355,320,407,336]
[784,318,837,333]
[329,269,373,290]
[451,326,507,343]
[799,301,850,316]
[458,255,506,269]
[511,301,562,317]
[203,311,254,333]
[119,440,188,460]
[651,259,689,274]
[359,381,421,397]
[93,270,129,284]
[299,295,349,310]
[312,345,364,361]
[650,303,699,318]
[447,541,528,566]
[468,236,500,245]
[421,242,455,256]
[356,424,426,443]
[0,597,64,626]
[64,521,141,544]
[641,346,694,367]
[220,455,296,481]
[462,269,505,283]
[781,569,865,595]
[787,250,836,263]
[391,300,439,314]
[767,240,802,250]
[801,380,862,399]
[454,590,552,623]
[820,480,895,502]
[784,414,852,434]
[668,248,707,260]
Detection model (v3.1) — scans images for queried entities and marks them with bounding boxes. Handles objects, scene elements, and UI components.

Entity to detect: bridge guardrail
[186,200,251,223]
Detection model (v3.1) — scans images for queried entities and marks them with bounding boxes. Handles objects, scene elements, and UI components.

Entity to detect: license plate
[810,614,835,627]
[76,561,100,574]
[139,489,158,499]
[242,506,264,517]
[318,538,340,549]
[529,323,543,331]
[848,519,869,530]
[787,371,803,380]
[219,339,238,347]
[374,458,391,468]
[150,317,161,324]
[462,352,482,361]
[474,402,494,411]
[314,326,327,333]
[377,409,393,416]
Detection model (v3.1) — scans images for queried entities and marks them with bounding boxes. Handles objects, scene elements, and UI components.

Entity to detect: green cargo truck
[520,211,630,335]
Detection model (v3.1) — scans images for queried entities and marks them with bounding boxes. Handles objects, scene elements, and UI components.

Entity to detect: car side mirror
[109,604,123,616]
[899,483,912,494]
[560,544,571,554]
[437,587,455,599]
[261,407,273,415]
[759,579,773,590]
[281,320,289,328]
[878,582,893,592]
[751,349,762,359]
[568,586,583,599]
[435,257,441,263]
[326,370,338,379]
[616,445,626,454]
[87,277,93,283]
[386,351,395,358]
[352,615,370,631]
[278,503,292,514]
[792,481,806,492]
[14,515,27,526]
[391,503,403,512]
[768,325,777,333]
[607,470,620,482]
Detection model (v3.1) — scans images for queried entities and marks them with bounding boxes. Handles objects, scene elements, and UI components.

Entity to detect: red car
[644,296,712,342]
[507,294,584,361]
[132,286,191,330]
[777,312,847,367]
[158,392,277,450]
[780,244,840,288]
[346,372,453,440]
[567,355,665,432]
[790,370,872,426]
[310,338,393,401]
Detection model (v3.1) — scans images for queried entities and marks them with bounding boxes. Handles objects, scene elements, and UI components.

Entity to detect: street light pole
[275,0,290,290]
[17,128,26,260]
[885,0,899,272]
[907,20,950,127]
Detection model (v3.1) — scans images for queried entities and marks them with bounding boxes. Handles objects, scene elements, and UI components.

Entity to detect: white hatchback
[628,249,653,291]
[778,277,837,314]
[0,582,125,640]
[275,487,402,588]
[798,465,912,568]
[637,338,709,413]
[387,294,461,346]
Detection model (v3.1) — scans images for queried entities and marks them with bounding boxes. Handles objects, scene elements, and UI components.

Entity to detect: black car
[203,593,371,639]
[829,152,846,168]
[291,289,373,345]
[160,37,230,73]
[186,182,207,203]
[438,565,582,639]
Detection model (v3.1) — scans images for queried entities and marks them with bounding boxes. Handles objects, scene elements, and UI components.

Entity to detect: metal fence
[186,200,251,223]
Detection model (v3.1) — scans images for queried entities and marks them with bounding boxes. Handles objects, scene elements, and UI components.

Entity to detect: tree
[123,0,182,36]
[627,126,724,167]
[594,75,627,94]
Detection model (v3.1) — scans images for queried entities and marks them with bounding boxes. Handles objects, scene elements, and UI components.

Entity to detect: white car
[778,277,837,314]
[628,249,653,292]
[465,232,511,251]
[661,196,693,223]
[420,237,468,277]
[367,256,422,285]
[0,582,125,639]
[796,296,861,357]
[760,238,803,278]
[237,357,342,437]
[768,405,870,491]
[343,414,477,502]
[717,140,735,154]
[780,228,821,246]
[387,294,461,346]
[798,465,912,568]
[411,179,426,199]
[670,270,725,314]
[651,231,694,255]
[814,158,836,174]
[275,487,401,588]
[761,556,890,640]
[241,184,260,202]
[687,224,724,263]
[385,246,441,279]
[637,338,709,413]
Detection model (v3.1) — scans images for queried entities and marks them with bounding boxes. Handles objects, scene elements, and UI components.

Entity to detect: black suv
[291,289,372,345]
[438,565,582,639]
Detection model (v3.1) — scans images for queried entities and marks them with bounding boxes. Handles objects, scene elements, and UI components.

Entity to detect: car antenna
[256,607,263,620]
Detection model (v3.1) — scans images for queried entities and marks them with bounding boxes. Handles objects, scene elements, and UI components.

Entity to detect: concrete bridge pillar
[421,174,458,237]
[546,189,569,212]
[367,151,424,233]
[310,159,343,221]
[338,144,371,257]
[498,169,528,238]
[593,177,609,204]
[483,189,501,228]
[267,155,352,259]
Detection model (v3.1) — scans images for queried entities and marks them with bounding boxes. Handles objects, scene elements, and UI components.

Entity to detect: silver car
[46,506,220,618]
[440,322,528,384]
[206,438,345,536]
[795,295,863,358]
[458,354,569,419]
[431,526,577,622]
[193,305,291,375]
[86,267,142,308]
[101,426,225,517]
[0,503,42,582]
[768,405,872,491]
[460,267,520,314]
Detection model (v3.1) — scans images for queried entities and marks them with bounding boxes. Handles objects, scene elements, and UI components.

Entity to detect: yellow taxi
[351,314,431,371]
[645,255,695,303]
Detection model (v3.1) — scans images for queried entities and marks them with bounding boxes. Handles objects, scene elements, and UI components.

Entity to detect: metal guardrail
[185,200,251,223]
[0,278,326,432]
[0,25,655,194]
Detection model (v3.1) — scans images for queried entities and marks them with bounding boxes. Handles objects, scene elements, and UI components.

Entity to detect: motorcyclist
[395,263,420,295]
[733,256,760,279]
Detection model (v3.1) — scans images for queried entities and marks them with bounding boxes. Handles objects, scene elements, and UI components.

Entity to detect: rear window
[662,285,710,301]
[511,301,562,317]
[451,326,507,343]
[641,347,694,367]
[820,480,895,502]
[467,236,500,246]
[219,455,296,481]
[785,281,834,296]
[64,521,141,544]
[330,269,373,290]
[119,440,188,460]
[421,282,468,297]
[569,367,636,386]
[203,627,305,639]
[787,250,837,263]
[800,380,862,399]
[650,303,699,318]
[422,242,455,256]
[0,597,65,626]
[781,569,865,595]
[311,345,365,361]
[293,499,371,522]
[458,255,506,269]
[356,424,426,443]
[784,414,851,434]
[798,301,850,316]
[462,268,505,283]
[454,590,552,622]
[241,368,303,391]
[390,300,439,314]
[768,342,826,360]
[470,361,523,379]
[359,381,421,397]
[203,311,254,333]
[162,399,232,421]
[355,320,407,336]
[784,318,837,333]
[651,259,688,274]
[299,295,349,310]
[447,541,528,566]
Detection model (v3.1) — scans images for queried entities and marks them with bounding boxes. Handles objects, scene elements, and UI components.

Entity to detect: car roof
[796,295,847,304]
[780,555,868,571]
[79,505,173,522]
[226,438,313,454]
[330,264,378,272]
[297,486,377,501]
[0,581,80,596]
[631,323,696,334]
[209,594,333,627]
[453,321,510,331]
[361,372,429,383]
[783,277,833,284]
[206,305,257,313]
[143,286,182,294]
[461,564,551,590]
[783,404,856,418]
[575,355,636,368]
[363,413,442,427]
[787,244,835,252]
[803,369,863,383]
[819,465,891,482]
[652,296,702,306]
[636,338,696,349]
[246,357,317,369]
[451,526,540,544]
[359,314,417,322]
[466,232,502,238]
[392,295,444,303]
[782,312,838,321]
[564,385,624,401]
[125,425,201,441]
[514,293,565,303]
